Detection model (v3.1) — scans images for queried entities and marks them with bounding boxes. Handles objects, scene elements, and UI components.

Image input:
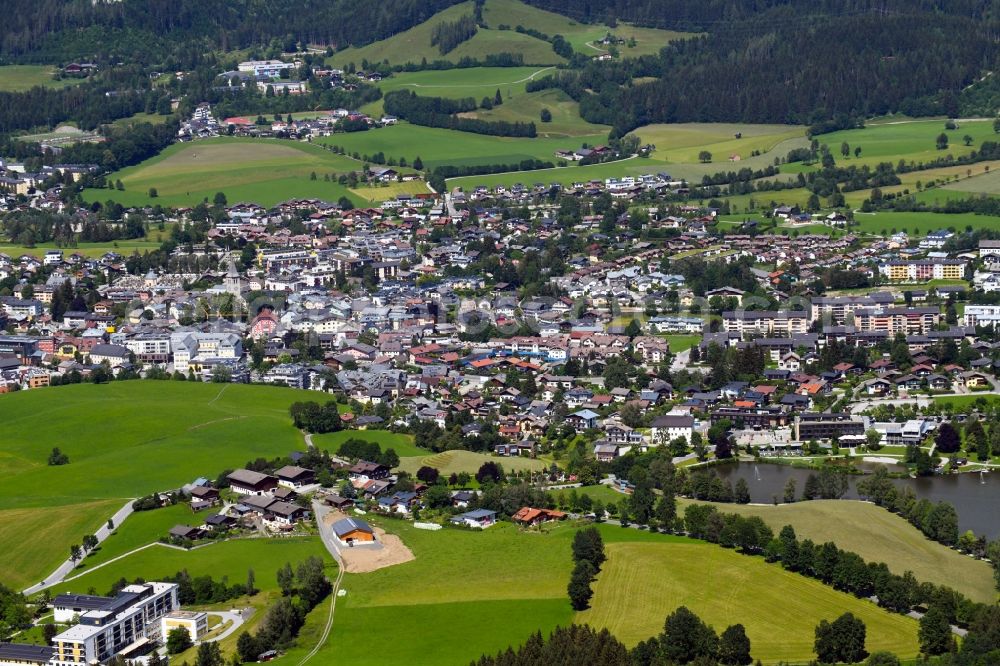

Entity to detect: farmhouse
[332,517,375,545]
[227,469,278,495]
[512,507,567,526]
[274,465,315,489]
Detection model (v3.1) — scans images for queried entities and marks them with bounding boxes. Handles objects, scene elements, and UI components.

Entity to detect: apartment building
[809,293,894,324]
[122,333,172,364]
[853,307,940,335]
[963,304,1000,327]
[721,310,809,335]
[52,583,178,666]
[879,259,966,282]
[170,332,243,373]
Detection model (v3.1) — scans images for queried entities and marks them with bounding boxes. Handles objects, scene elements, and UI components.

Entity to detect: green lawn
[319,122,604,170]
[678,499,996,604]
[0,65,78,92]
[81,138,370,208]
[378,66,550,100]
[663,334,701,353]
[0,381,317,588]
[397,449,546,475]
[72,503,211,574]
[577,538,920,663]
[311,430,428,459]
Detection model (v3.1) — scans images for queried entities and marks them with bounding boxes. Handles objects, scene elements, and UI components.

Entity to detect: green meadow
[816,118,997,168]
[319,122,603,170]
[0,239,167,259]
[578,536,920,662]
[852,211,1000,235]
[397,449,546,476]
[0,382,316,588]
[275,520,920,665]
[678,500,996,604]
[0,65,78,92]
[81,138,370,208]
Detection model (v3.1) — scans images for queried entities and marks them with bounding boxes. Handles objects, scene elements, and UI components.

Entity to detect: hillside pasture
[629,122,805,164]
[330,1,563,68]
[310,430,428,459]
[816,118,997,168]
[461,88,609,137]
[81,138,369,208]
[0,382,316,588]
[577,539,920,662]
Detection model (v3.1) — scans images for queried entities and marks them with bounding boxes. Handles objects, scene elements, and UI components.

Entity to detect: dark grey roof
[0,643,55,663]
[332,517,372,537]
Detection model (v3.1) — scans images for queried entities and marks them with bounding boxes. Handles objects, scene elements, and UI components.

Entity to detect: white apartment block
[721,311,809,335]
[964,304,1000,327]
[170,332,242,373]
[52,583,178,666]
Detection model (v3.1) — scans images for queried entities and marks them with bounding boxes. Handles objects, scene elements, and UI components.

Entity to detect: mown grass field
[348,179,429,203]
[679,499,995,603]
[578,538,920,662]
[72,503,210,574]
[377,66,550,100]
[81,138,370,208]
[851,211,1000,235]
[397,449,546,476]
[464,88,608,138]
[311,430,428,459]
[632,123,804,164]
[0,500,122,591]
[320,122,603,170]
[0,65,78,92]
[0,381,315,588]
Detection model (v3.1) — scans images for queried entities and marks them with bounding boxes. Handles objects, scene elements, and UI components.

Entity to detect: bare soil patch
[324,511,415,573]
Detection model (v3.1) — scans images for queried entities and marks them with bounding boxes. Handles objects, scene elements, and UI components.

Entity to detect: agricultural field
[378,66,551,101]
[678,499,996,603]
[578,537,920,661]
[0,381,317,588]
[348,179,430,204]
[815,118,998,169]
[81,138,371,208]
[463,88,609,138]
[311,430,429,459]
[631,123,804,164]
[841,160,1000,207]
[396,449,546,476]
[0,65,78,92]
[319,122,603,170]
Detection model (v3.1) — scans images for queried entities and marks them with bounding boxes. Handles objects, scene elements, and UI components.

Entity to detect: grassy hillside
[0,381,316,588]
[578,538,920,662]
[81,138,370,208]
[479,0,696,57]
[330,1,563,68]
[311,430,428,459]
[680,500,996,604]
[462,88,608,137]
[816,118,996,169]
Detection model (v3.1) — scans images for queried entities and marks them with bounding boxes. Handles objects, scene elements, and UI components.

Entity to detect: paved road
[205,609,251,643]
[24,498,136,595]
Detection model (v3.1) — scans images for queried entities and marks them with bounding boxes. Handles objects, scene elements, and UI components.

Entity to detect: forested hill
[518,0,1000,132]
[1,0,463,61]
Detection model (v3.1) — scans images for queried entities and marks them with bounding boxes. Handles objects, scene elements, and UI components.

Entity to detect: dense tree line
[336,438,400,468]
[856,466,960,547]
[1,0,465,60]
[289,401,343,434]
[384,90,537,137]
[567,527,605,610]
[0,85,147,133]
[431,14,478,55]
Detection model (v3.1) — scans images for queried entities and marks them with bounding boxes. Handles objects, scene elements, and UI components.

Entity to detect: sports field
[81,138,370,208]
[319,122,603,170]
[0,65,78,92]
[311,430,429,459]
[0,381,315,588]
[396,449,546,476]
[679,499,995,603]
[577,538,920,662]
